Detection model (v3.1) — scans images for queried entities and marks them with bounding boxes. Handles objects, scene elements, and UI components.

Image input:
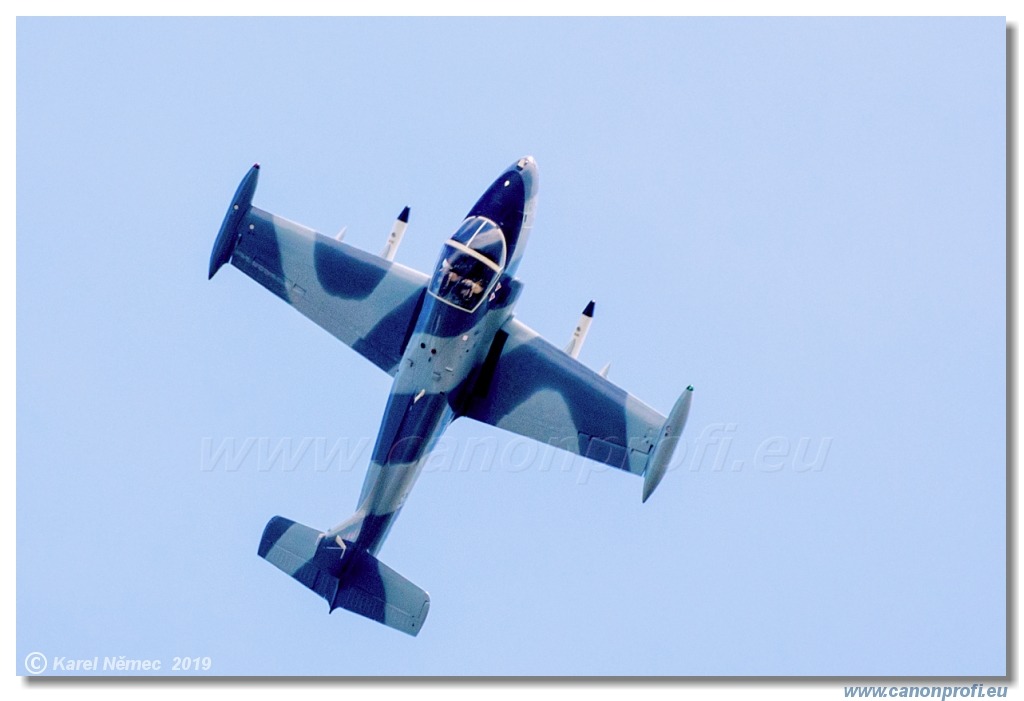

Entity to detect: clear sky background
[16,17,1005,676]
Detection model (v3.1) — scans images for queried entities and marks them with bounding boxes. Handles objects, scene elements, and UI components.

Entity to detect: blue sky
[16,17,1005,676]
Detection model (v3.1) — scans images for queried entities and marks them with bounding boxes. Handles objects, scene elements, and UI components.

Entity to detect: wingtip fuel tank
[642,386,694,503]
[209,163,260,279]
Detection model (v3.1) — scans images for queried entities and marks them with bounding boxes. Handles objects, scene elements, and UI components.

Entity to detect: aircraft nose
[515,156,537,174]
[514,155,538,204]
[466,156,539,245]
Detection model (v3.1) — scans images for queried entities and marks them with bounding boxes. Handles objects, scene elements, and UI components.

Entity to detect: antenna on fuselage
[381,206,410,261]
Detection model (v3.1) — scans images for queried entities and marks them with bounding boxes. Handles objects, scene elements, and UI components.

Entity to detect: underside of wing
[210,165,427,376]
[462,318,693,499]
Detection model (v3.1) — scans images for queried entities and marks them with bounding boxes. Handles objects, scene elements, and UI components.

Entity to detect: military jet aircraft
[208,157,693,635]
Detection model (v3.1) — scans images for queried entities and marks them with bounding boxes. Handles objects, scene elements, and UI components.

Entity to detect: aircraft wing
[210,166,427,376]
[462,317,693,500]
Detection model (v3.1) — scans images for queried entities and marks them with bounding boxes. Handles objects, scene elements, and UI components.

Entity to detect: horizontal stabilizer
[258,516,430,636]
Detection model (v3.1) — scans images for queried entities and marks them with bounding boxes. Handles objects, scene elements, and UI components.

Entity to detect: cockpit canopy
[451,216,506,268]
[428,217,507,312]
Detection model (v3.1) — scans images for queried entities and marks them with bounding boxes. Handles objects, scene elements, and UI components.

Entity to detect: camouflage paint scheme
[209,157,693,635]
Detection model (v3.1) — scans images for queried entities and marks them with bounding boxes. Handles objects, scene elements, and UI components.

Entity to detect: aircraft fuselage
[329,157,538,554]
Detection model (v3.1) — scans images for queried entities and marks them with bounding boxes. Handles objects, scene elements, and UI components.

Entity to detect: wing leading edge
[210,165,428,376]
[462,318,693,501]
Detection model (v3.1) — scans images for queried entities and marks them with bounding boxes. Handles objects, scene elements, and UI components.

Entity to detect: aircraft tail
[257,516,430,636]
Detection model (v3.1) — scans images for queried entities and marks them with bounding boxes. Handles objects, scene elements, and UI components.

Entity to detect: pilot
[439,258,461,295]
[460,277,485,301]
